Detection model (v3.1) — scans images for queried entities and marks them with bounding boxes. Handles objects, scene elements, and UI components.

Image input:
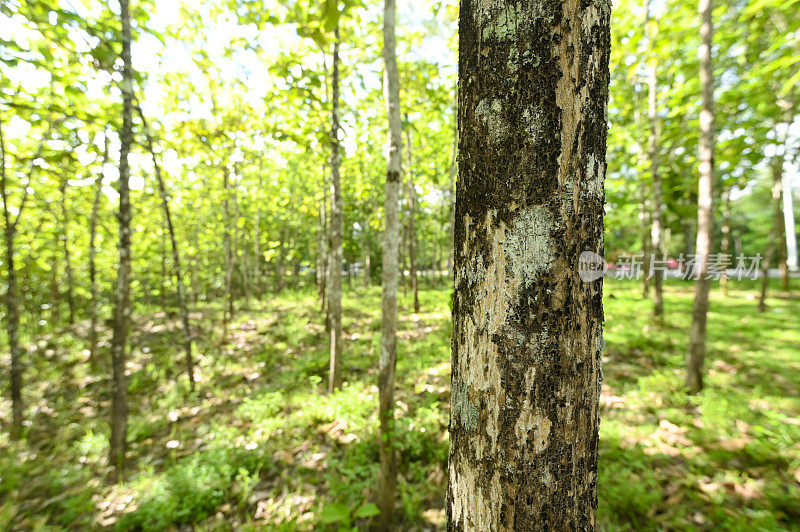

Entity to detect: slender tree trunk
[59,180,76,325]
[328,29,344,394]
[88,134,108,365]
[137,105,195,390]
[255,175,263,298]
[222,166,234,338]
[1,116,24,439]
[683,221,694,259]
[277,227,286,292]
[448,0,609,528]
[160,218,168,310]
[686,0,716,394]
[720,186,731,297]
[363,234,371,287]
[378,0,402,524]
[640,189,651,298]
[645,9,664,318]
[778,219,789,291]
[404,116,420,313]
[50,246,61,325]
[109,0,134,479]
[191,216,200,304]
[318,175,328,308]
[759,158,785,312]
[783,160,798,280]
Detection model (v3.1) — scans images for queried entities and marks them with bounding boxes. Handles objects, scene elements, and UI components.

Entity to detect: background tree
[378,0,402,523]
[686,0,716,394]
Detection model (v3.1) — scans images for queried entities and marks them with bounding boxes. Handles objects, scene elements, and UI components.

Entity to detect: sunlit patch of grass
[1,278,798,530]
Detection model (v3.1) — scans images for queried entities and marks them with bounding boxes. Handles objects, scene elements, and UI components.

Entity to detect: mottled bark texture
[329,29,344,394]
[448,135,458,274]
[137,104,195,390]
[109,0,134,479]
[448,0,609,529]
[378,0,402,525]
[686,0,715,395]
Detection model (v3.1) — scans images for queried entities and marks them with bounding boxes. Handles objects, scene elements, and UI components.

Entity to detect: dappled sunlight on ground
[0,280,799,529]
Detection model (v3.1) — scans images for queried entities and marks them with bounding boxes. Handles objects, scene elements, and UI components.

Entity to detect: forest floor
[1,279,800,530]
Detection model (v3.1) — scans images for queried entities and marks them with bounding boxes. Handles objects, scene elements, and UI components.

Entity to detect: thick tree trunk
[448,0,609,528]
[109,0,134,479]
[137,105,195,390]
[758,158,785,312]
[719,186,731,298]
[88,134,108,365]
[328,29,344,394]
[378,0,402,524]
[686,0,716,394]
[59,180,76,325]
[404,117,420,313]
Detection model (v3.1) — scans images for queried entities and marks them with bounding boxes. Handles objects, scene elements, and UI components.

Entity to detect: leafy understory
[1,279,799,530]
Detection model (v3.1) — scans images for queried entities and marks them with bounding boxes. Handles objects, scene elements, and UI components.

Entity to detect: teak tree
[448,0,610,528]
[686,0,716,394]
[109,0,134,479]
[377,0,402,524]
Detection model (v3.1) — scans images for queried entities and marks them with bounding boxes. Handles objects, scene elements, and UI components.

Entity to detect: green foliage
[118,446,269,531]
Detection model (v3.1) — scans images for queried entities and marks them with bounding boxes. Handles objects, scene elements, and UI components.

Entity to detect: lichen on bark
[448,0,610,528]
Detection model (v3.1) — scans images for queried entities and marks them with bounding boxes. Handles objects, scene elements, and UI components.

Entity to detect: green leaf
[319,502,351,524]
[353,502,380,519]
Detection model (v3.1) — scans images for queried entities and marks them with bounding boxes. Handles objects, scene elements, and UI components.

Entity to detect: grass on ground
[1,278,799,530]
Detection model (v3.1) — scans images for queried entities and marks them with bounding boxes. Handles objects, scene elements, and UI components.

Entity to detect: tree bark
[328,28,344,394]
[59,180,76,325]
[447,106,458,276]
[448,0,609,528]
[88,133,108,364]
[686,0,716,394]
[378,0,402,524]
[136,104,195,390]
[109,0,134,479]
[404,116,420,313]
